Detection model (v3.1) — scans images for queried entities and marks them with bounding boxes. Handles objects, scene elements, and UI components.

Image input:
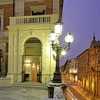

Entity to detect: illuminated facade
[61,58,78,83]
[77,35,100,97]
[0,0,63,84]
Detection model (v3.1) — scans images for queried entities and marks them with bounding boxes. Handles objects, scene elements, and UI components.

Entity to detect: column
[15,0,24,16]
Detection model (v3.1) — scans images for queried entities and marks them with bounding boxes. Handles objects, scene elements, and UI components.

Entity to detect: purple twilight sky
[60,0,100,65]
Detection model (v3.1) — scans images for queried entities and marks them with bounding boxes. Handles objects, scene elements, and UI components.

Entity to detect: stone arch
[20,35,43,55]
[22,35,43,50]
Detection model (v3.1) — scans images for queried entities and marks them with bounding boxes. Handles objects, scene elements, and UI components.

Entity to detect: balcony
[10,14,58,26]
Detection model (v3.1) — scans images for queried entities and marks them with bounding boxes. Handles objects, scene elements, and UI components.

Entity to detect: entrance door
[22,38,42,82]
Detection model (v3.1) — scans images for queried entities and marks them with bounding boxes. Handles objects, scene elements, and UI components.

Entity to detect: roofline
[77,48,89,58]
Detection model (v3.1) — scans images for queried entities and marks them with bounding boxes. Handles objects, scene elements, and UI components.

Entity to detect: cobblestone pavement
[0,86,48,100]
[0,81,94,100]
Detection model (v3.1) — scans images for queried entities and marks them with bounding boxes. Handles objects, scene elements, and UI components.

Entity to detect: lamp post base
[48,82,66,99]
[53,72,62,83]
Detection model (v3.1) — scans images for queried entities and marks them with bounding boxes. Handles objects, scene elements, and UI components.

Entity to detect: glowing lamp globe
[54,23,63,35]
[61,49,66,56]
[49,32,57,42]
[65,32,74,43]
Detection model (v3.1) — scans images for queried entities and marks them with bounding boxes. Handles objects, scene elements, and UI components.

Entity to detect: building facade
[61,58,78,83]
[77,36,100,97]
[0,0,63,84]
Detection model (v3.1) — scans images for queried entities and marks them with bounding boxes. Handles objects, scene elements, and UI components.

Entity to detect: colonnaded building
[62,36,100,97]
[0,0,63,85]
[77,36,100,97]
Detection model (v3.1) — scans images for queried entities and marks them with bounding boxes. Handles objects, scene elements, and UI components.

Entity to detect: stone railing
[10,14,58,26]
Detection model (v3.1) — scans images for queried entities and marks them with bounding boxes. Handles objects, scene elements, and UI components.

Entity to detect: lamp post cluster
[49,22,74,83]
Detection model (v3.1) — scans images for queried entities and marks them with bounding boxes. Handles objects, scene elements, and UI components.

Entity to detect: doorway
[22,37,42,82]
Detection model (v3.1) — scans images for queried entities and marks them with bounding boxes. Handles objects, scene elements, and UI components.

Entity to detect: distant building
[61,60,71,82]
[0,0,63,84]
[77,35,100,97]
[61,58,78,83]
[68,58,78,82]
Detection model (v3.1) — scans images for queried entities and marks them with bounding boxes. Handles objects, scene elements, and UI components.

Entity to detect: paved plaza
[0,83,49,100]
[0,81,94,100]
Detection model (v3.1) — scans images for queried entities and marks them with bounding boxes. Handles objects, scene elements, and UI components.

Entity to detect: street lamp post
[52,43,62,83]
[48,22,74,98]
[50,26,74,83]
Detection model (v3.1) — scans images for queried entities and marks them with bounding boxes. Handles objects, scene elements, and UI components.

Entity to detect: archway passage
[22,38,42,83]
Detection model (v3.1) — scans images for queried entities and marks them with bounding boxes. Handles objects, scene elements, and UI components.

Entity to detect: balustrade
[10,14,58,25]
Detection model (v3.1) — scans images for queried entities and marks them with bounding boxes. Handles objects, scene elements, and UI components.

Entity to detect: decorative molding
[31,5,46,13]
